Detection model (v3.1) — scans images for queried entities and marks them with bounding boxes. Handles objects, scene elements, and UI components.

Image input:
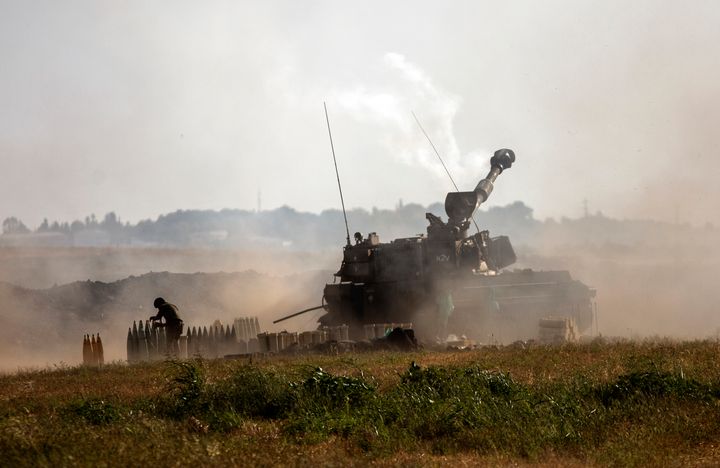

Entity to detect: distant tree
[2,217,30,235]
[102,212,119,227]
[37,218,50,232]
[84,214,98,228]
[101,212,123,234]
[502,201,534,221]
[70,220,85,233]
[101,211,126,244]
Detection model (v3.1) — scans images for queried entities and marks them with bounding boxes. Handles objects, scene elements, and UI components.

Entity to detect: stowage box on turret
[318,149,596,343]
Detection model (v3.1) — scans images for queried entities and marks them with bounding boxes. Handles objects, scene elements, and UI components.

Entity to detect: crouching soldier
[150,297,184,357]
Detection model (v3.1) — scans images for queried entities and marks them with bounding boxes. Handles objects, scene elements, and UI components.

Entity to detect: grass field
[2,340,720,467]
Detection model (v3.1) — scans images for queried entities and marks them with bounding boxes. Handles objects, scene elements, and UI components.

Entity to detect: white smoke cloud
[331,52,491,186]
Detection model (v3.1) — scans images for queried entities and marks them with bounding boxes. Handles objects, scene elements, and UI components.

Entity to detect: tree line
[0,201,714,250]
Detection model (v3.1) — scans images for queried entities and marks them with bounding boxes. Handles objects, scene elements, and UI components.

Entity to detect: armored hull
[449,269,594,342]
[321,241,595,343]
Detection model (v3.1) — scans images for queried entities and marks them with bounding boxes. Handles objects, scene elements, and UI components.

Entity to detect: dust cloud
[0,248,335,372]
[2,226,719,372]
[519,229,720,339]
[0,246,337,290]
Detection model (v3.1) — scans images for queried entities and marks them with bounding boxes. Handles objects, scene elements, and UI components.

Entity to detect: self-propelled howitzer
[314,149,594,343]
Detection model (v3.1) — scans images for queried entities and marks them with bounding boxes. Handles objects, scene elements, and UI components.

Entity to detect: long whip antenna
[411,111,481,234]
[412,111,460,192]
[324,102,351,246]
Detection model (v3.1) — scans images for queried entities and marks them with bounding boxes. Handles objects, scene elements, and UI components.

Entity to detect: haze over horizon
[2,1,719,228]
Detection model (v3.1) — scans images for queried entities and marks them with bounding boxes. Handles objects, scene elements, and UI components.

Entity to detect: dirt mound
[0,270,330,370]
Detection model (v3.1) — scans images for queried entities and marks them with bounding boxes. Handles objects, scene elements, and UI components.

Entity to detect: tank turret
[443,148,515,237]
[424,149,517,275]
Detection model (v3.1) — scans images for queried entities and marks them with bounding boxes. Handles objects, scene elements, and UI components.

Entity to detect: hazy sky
[1,1,719,227]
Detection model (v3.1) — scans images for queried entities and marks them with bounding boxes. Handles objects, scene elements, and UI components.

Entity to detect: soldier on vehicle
[149,297,184,357]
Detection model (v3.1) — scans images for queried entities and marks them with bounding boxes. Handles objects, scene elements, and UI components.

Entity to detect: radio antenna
[412,111,481,234]
[324,102,351,246]
[412,111,460,192]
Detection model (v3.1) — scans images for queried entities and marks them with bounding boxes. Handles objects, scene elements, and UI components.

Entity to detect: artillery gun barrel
[445,148,515,223]
[473,148,515,205]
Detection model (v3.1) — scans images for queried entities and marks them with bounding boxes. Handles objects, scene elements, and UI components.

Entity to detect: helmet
[153,297,166,308]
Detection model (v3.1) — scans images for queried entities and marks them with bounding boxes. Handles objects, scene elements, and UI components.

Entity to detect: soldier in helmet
[149,297,184,357]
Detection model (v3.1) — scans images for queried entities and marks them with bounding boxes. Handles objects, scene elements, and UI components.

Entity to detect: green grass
[2,340,720,466]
